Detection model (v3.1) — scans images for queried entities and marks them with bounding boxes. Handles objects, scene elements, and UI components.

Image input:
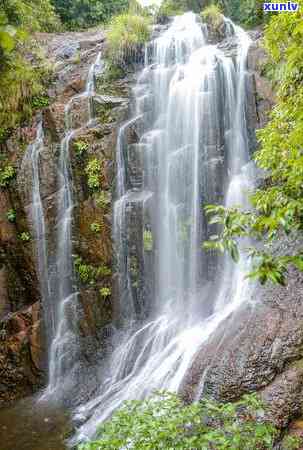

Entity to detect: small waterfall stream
[22,122,53,348]
[23,53,103,402]
[74,12,255,442]
[45,52,103,400]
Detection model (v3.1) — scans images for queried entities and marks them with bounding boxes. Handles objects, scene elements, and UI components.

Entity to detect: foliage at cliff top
[221,0,266,28]
[201,4,223,28]
[157,0,266,27]
[51,0,129,30]
[0,0,59,135]
[78,391,301,449]
[204,8,303,286]
[106,12,151,65]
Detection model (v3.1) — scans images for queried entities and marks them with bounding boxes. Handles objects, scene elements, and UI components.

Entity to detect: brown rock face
[247,32,276,130]
[0,303,44,406]
[181,245,303,430]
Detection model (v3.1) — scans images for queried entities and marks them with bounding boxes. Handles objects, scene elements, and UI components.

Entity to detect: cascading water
[35,52,103,401]
[74,12,254,442]
[22,122,53,348]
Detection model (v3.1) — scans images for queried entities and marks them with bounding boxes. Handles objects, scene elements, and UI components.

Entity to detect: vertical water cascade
[22,122,53,348]
[28,52,103,401]
[74,12,254,442]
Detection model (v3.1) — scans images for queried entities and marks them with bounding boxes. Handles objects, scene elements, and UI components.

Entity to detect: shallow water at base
[0,397,70,450]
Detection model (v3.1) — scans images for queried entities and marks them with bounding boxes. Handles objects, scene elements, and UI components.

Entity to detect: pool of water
[0,396,71,450]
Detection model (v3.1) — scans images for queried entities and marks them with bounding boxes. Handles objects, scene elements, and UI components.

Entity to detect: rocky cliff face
[0,29,132,406]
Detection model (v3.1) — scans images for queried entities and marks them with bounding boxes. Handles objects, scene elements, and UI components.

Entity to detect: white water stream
[73,12,255,442]
[22,53,103,402]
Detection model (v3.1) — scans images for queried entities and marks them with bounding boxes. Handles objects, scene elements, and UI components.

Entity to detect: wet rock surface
[0,303,44,406]
[182,235,303,431]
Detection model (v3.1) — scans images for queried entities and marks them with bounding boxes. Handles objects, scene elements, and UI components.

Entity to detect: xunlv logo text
[263,2,299,11]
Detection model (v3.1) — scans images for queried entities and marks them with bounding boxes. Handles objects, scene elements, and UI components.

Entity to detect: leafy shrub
[221,0,266,28]
[74,140,89,158]
[85,158,101,191]
[156,0,186,19]
[0,127,11,144]
[0,0,59,136]
[201,4,223,29]
[78,392,282,450]
[107,13,151,65]
[74,256,111,285]
[31,94,49,109]
[6,208,16,223]
[19,231,31,242]
[90,222,102,233]
[0,164,16,187]
[99,287,111,298]
[52,0,128,30]
[95,191,111,209]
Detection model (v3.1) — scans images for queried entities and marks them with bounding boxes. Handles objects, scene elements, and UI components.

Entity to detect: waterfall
[73,12,254,442]
[27,52,103,402]
[22,122,53,349]
[44,52,102,400]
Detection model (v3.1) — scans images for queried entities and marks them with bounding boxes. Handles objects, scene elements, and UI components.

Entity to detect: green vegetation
[90,222,103,233]
[100,287,111,298]
[201,4,223,29]
[74,256,111,285]
[6,209,16,223]
[19,231,31,242]
[74,140,89,158]
[0,165,16,188]
[95,191,111,209]
[107,12,151,65]
[78,391,291,450]
[157,0,186,18]
[221,0,265,28]
[85,158,102,191]
[31,95,50,110]
[143,229,153,252]
[204,9,303,286]
[0,0,58,139]
[52,0,129,30]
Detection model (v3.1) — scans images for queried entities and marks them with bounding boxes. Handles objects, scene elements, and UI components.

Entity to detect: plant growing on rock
[201,4,223,29]
[96,191,111,209]
[74,140,89,158]
[19,231,31,242]
[107,12,151,66]
[6,208,16,223]
[78,391,282,450]
[31,94,49,109]
[100,287,111,298]
[85,158,101,191]
[0,164,16,187]
[90,222,102,233]
[74,256,111,285]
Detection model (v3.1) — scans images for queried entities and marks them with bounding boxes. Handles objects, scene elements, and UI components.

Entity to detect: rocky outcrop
[0,303,44,406]
[247,30,276,130]
[181,237,303,432]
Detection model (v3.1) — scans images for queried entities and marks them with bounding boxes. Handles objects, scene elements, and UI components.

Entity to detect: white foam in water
[72,12,254,444]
